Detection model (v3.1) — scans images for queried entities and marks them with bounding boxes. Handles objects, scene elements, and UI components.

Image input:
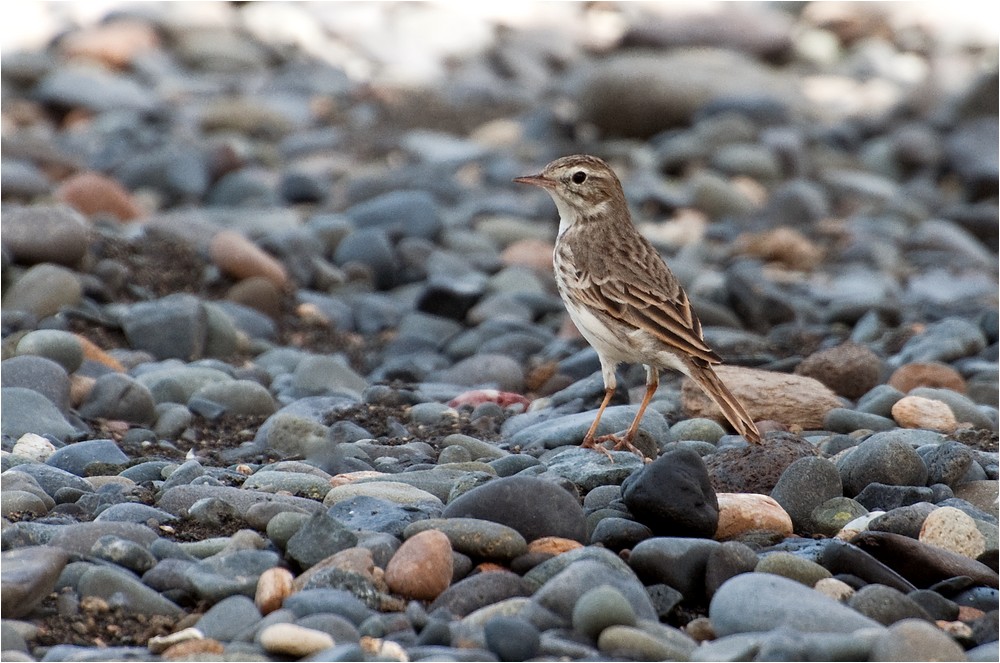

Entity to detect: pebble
[404,518,527,561]
[0,546,68,618]
[571,585,636,638]
[770,456,843,536]
[629,538,720,600]
[755,552,831,586]
[709,572,882,636]
[889,362,967,393]
[715,493,793,539]
[836,431,929,497]
[78,565,182,616]
[14,329,84,373]
[793,342,882,399]
[441,475,587,543]
[918,506,987,559]
[259,623,335,657]
[891,395,958,432]
[1,205,90,266]
[385,530,453,600]
[55,171,143,221]
[2,263,83,318]
[869,618,967,661]
[483,616,540,662]
[622,447,719,538]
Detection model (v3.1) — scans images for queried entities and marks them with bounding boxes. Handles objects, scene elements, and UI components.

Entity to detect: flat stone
[0,546,68,618]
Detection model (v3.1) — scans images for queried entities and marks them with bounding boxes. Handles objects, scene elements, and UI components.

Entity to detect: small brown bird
[515,154,762,456]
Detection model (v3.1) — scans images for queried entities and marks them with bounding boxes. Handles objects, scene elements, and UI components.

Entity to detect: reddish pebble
[527,536,583,556]
[385,530,453,601]
[889,362,966,394]
[448,389,531,409]
[60,19,160,69]
[56,171,143,221]
[209,230,289,289]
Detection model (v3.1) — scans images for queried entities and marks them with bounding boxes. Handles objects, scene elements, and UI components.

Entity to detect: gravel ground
[1,3,998,662]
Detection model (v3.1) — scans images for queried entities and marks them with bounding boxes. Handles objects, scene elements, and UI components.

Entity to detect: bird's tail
[688,362,763,444]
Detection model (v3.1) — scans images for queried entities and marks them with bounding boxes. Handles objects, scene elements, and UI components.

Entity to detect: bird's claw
[581,434,648,462]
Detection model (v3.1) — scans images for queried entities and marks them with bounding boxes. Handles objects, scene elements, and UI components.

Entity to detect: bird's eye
[571,171,587,184]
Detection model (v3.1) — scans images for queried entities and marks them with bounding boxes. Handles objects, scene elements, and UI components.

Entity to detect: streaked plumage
[515,155,762,456]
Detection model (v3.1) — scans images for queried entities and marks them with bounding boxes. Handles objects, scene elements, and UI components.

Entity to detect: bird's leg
[581,386,616,460]
[598,366,658,458]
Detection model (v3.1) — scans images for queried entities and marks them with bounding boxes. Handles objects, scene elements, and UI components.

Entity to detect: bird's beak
[513,173,555,190]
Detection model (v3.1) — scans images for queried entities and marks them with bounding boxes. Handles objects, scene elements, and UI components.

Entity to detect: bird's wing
[572,275,722,364]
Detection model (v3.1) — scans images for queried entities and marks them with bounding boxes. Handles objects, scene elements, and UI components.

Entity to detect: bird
[514,154,762,457]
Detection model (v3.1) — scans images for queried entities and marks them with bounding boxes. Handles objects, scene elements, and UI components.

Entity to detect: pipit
[515,154,762,457]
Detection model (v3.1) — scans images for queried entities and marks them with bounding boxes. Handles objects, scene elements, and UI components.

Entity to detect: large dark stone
[622,447,718,538]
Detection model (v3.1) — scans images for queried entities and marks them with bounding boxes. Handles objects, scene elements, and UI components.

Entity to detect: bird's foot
[580,435,615,462]
[582,433,648,461]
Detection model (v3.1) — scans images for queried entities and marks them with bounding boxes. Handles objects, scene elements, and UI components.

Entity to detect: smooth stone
[47,521,157,556]
[259,623,334,657]
[196,594,262,640]
[0,546,68,618]
[954,481,1000,519]
[385,530,453,601]
[323,481,442,508]
[241,471,332,501]
[346,189,441,240]
[90,535,157,574]
[811,496,870,536]
[794,342,882,400]
[869,503,937,538]
[121,293,209,361]
[14,330,84,373]
[95,503,177,526]
[669,418,726,443]
[770,456,843,536]
[909,387,996,430]
[328,495,442,538]
[836,431,929,497]
[1,387,78,441]
[190,380,276,416]
[705,541,760,598]
[818,539,917,593]
[924,441,975,487]
[184,550,281,602]
[1,490,50,518]
[919,506,987,559]
[2,356,71,414]
[851,531,998,589]
[2,263,82,318]
[710,572,883,636]
[46,438,128,477]
[824,408,898,434]
[892,395,958,432]
[893,318,986,366]
[10,433,57,464]
[533,558,657,623]
[404,518,527,560]
[847,584,933,625]
[430,571,533,618]
[353,468,493,504]
[855,483,935,511]
[483,616,540,662]
[629,537,720,599]
[597,622,697,661]
[290,355,368,400]
[1,205,89,266]
[285,512,359,569]
[136,366,233,404]
[590,517,653,551]
[755,552,831,586]
[857,385,906,417]
[4,463,93,498]
[77,565,182,616]
[623,447,718,538]
[442,476,586,543]
[869,618,967,661]
[572,585,636,638]
[544,446,645,492]
[158,484,324,517]
[716,493,793,539]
